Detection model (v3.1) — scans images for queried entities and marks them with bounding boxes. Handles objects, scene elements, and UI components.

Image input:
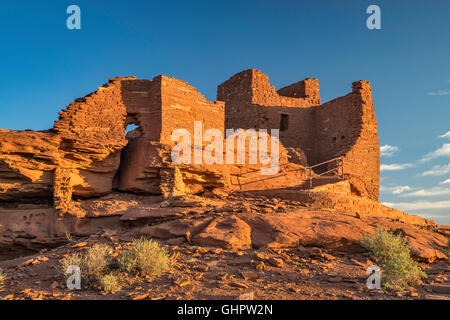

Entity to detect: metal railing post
[303,156,345,188]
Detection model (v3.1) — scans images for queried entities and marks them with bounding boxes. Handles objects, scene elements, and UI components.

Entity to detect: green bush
[382,250,426,291]
[361,228,426,291]
[118,238,171,277]
[361,228,409,262]
[61,244,112,283]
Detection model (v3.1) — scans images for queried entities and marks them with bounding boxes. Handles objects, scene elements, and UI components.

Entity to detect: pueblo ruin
[0,69,447,263]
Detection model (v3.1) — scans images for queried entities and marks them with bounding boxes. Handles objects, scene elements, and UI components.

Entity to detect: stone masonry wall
[160,76,225,145]
[217,69,380,200]
[52,77,130,211]
[217,69,321,163]
[0,70,380,215]
[315,81,380,200]
[116,77,163,194]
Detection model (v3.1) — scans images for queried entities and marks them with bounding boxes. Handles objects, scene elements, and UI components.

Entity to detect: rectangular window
[280,114,289,131]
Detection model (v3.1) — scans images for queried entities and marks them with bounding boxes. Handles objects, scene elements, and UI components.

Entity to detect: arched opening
[125,124,138,134]
[112,117,143,190]
[124,115,142,139]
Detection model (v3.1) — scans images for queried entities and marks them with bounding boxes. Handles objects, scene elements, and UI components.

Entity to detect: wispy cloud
[428,90,450,96]
[380,163,414,171]
[383,200,450,211]
[380,185,412,194]
[440,178,450,185]
[380,145,399,157]
[401,187,450,197]
[439,131,450,139]
[422,163,450,176]
[417,213,450,219]
[421,143,450,161]
[392,185,412,194]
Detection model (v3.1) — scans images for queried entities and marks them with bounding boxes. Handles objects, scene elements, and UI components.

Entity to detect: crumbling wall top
[217,69,321,108]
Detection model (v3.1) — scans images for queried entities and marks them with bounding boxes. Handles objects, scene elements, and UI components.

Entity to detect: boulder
[193,215,252,250]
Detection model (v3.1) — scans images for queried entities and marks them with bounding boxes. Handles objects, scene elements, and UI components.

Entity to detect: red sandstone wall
[120,77,162,142]
[118,74,306,196]
[52,78,131,201]
[217,69,320,129]
[277,78,320,102]
[116,77,163,194]
[217,69,320,162]
[160,76,225,145]
[53,78,128,152]
[217,70,380,200]
[118,75,227,194]
[314,81,380,200]
[118,76,226,195]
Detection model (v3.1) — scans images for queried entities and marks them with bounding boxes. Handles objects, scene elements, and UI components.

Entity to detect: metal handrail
[229,162,299,177]
[304,156,344,188]
[228,156,345,189]
[307,156,344,170]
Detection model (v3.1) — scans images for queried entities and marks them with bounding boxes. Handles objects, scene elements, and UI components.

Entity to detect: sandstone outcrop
[133,202,447,262]
[193,215,252,250]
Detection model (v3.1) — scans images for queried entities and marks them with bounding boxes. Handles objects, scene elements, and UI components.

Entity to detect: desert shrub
[361,228,409,262]
[361,228,426,291]
[382,250,426,291]
[118,238,171,277]
[100,273,122,294]
[443,239,450,260]
[65,232,75,243]
[59,239,171,293]
[60,252,82,279]
[82,244,112,282]
[60,244,112,283]
[0,269,6,287]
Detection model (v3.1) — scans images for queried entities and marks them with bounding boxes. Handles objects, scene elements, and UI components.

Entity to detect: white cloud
[440,178,450,185]
[392,186,412,194]
[380,163,414,171]
[401,187,450,197]
[439,131,450,139]
[380,185,412,194]
[421,144,450,161]
[428,90,450,96]
[380,145,399,157]
[383,200,450,211]
[422,163,450,176]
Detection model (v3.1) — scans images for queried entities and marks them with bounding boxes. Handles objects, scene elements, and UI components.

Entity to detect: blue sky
[0,1,449,224]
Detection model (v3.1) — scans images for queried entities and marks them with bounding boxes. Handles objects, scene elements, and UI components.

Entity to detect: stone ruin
[4,69,442,259]
[0,69,379,209]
